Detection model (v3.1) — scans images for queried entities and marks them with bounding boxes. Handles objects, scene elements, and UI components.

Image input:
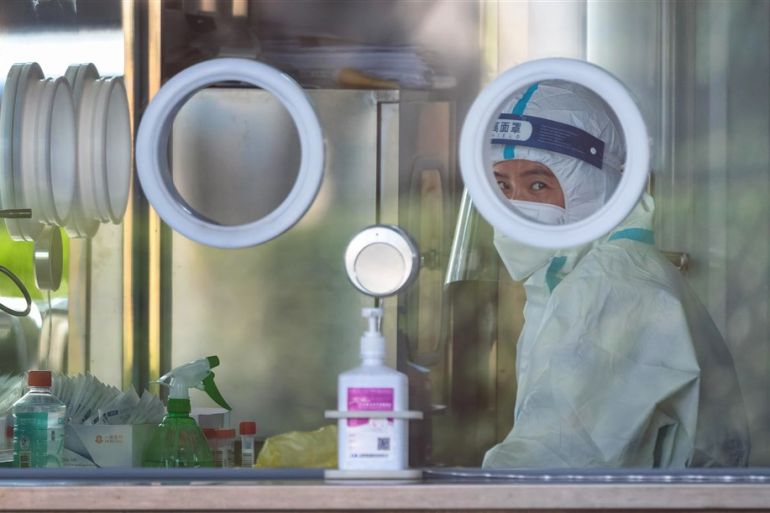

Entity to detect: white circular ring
[71,71,130,226]
[78,76,101,222]
[63,63,100,238]
[102,78,131,223]
[16,69,76,229]
[3,63,77,241]
[91,78,120,223]
[2,63,44,241]
[459,58,650,249]
[136,58,325,248]
[0,63,26,238]
[20,79,45,223]
[43,77,77,224]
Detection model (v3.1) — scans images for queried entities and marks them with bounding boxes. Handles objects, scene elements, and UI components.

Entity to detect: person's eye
[530,181,547,191]
[497,180,510,192]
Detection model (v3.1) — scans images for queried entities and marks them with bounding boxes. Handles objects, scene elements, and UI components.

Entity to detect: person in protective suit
[484,80,750,468]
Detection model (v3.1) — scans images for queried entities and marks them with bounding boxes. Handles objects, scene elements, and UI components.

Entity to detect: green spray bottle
[142,356,231,467]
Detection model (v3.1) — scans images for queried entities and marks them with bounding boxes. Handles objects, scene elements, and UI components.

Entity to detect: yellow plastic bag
[255,425,337,468]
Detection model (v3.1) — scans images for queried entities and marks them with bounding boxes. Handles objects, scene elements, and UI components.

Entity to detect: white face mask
[493,230,556,281]
[509,199,566,225]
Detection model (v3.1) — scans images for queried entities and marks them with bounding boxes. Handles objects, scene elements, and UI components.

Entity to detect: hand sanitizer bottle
[337,308,408,470]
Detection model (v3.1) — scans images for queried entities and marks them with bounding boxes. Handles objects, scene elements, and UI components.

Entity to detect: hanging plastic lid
[239,421,257,435]
[27,370,52,387]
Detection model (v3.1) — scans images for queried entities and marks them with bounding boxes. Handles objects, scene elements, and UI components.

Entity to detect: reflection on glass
[0,223,68,375]
[0,15,122,402]
[170,88,301,227]
[444,189,499,284]
[0,30,123,95]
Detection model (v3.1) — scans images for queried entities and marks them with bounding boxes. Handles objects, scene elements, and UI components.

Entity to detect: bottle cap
[220,428,236,439]
[215,428,236,439]
[239,421,257,435]
[27,370,51,387]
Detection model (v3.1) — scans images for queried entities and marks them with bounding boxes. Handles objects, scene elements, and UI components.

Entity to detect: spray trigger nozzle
[156,355,231,410]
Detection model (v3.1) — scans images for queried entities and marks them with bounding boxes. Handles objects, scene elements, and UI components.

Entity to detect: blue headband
[492,113,606,169]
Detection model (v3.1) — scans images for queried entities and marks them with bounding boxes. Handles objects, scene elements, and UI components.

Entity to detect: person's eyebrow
[519,167,557,179]
[493,171,510,180]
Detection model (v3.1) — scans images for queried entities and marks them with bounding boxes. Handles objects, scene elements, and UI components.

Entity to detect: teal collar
[608,228,655,245]
[546,256,568,293]
[545,228,655,293]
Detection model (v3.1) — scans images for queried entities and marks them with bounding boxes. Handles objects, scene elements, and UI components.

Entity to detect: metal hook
[0,208,32,219]
[0,265,32,317]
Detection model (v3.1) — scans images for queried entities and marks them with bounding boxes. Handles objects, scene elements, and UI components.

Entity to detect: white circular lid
[2,63,45,241]
[459,58,649,249]
[135,58,325,248]
[103,77,131,223]
[42,77,77,225]
[67,66,131,229]
[63,63,101,238]
[344,225,419,297]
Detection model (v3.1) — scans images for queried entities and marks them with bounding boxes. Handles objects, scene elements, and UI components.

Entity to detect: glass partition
[0,0,767,480]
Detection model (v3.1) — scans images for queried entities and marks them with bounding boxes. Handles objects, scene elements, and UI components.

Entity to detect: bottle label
[213,446,234,468]
[346,387,394,460]
[13,411,66,468]
[241,438,255,467]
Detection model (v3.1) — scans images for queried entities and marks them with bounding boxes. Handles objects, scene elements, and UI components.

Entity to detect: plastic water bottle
[12,370,67,468]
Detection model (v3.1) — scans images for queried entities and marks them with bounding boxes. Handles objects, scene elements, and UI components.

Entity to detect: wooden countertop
[2,481,770,511]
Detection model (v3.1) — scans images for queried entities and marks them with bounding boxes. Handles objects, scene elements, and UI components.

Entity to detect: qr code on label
[377,437,390,451]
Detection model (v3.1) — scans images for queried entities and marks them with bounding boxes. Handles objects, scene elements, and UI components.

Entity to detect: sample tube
[204,428,236,468]
[239,421,257,467]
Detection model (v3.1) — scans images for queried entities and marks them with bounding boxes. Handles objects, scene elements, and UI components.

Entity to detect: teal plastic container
[12,370,66,468]
[142,398,213,467]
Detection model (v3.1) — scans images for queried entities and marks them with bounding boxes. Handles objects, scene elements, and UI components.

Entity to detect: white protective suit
[484,81,750,468]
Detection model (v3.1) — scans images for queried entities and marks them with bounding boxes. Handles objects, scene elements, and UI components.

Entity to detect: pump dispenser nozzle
[362,307,381,334]
[360,308,385,362]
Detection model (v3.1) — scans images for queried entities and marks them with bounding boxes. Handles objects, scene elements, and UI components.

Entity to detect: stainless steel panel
[169,89,390,436]
[379,100,401,370]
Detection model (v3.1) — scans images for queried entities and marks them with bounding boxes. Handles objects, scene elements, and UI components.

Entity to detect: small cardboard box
[191,407,230,429]
[63,424,156,467]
